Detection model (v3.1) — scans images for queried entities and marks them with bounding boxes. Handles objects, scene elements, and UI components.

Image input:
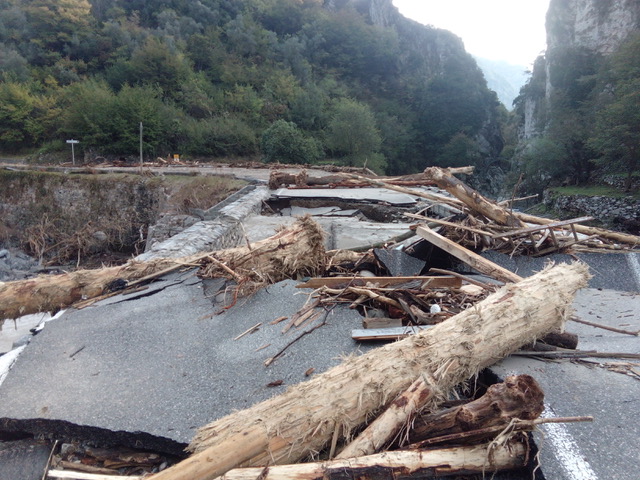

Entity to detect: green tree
[325,98,382,168]
[514,138,570,194]
[61,80,167,155]
[0,81,35,149]
[436,133,481,169]
[128,36,192,97]
[588,35,640,191]
[261,119,322,164]
[20,0,93,58]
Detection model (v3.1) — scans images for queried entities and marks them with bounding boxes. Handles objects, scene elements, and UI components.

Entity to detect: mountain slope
[0,0,503,174]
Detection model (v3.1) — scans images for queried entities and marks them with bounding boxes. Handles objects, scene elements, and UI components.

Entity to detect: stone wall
[543,190,640,230]
[137,186,270,261]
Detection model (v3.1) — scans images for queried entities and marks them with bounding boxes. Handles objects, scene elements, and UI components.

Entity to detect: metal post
[140,122,143,167]
[66,139,79,165]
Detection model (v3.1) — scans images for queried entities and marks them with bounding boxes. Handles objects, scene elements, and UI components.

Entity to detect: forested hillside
[512,0,640,193]
[0,0,502,174]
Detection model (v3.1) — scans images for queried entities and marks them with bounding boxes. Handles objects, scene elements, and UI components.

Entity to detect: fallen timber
[268,167,474,190]
[149,262,589,480]
[216,437,529,480]
[407,374,544,445]
[340,167,640,252]
[0,216,326,320]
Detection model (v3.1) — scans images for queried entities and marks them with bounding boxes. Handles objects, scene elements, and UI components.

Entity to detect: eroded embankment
[0,170,245,267]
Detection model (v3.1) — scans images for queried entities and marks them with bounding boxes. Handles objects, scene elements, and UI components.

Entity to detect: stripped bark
[335,375,436,458]
[149,262,589,480]
[0,217,326,320]
[408,375,544,445]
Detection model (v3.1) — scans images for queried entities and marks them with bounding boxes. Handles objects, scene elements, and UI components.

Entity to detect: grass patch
[162,175,247,213]
[548,185,639,198]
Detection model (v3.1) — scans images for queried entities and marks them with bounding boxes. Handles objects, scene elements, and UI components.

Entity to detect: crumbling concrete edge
[0,417,188,457]
[137,186,270,261]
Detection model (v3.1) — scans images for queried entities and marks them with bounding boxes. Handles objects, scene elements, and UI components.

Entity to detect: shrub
[261,120,322,164]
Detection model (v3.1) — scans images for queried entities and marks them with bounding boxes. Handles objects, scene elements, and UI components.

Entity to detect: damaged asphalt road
[0,271,371,456]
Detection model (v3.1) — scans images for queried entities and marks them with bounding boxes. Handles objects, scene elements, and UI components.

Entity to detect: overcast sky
[392,0,550,66]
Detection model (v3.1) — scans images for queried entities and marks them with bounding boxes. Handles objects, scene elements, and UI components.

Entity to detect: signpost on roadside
[66,139,79,165]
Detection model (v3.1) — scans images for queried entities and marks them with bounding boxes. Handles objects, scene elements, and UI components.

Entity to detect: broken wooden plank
[150,262,589,480]
[48,470,143,480]
[297,276,462,289]
[490,216,595,239]
[362,317,403,329]
[351,326,431,341]
[416,226,522,284]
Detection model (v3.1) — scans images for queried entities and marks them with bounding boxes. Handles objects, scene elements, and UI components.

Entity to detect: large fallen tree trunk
[150,262,589,480]
[0,217,326,320]
[217,437,529,480]
[269,167,475,190]
[422,167,524,228]
[419,167,640,248]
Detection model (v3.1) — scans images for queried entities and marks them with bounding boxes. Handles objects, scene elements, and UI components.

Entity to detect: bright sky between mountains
[393,0,551,66]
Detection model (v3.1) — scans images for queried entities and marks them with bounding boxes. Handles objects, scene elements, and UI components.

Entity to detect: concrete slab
[490,288,640,480]
[0,273,368,454]
[273,187,417,205]
[241,214,414,251]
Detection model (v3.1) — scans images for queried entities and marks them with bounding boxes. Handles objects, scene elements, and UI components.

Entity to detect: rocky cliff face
[520,0,640,139]
[547,0,640,55]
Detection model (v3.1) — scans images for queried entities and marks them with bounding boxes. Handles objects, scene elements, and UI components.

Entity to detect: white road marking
[541,405,598,480]
[627,253,640,291]
[0,345,26,386]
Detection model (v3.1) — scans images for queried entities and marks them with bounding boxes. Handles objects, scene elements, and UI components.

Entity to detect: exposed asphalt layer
[490,288,640,480]
[0,272,369,454]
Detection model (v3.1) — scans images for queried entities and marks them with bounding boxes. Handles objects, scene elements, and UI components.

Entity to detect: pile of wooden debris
[4,167,638,480]
[271,165,640,256]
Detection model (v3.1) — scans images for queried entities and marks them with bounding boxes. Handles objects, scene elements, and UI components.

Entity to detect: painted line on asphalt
[542,404,598,480]
[627,253,640,291]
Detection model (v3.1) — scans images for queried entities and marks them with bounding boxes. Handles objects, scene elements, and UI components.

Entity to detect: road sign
[66,139,79,165]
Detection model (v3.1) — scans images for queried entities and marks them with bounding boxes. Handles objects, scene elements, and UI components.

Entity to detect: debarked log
[149,262,589,480]
[217,437,529,480]
[422,167,524,228]
[0,216,326,320]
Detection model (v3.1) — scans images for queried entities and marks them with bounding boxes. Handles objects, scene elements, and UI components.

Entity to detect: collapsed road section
[0,166,639,480]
